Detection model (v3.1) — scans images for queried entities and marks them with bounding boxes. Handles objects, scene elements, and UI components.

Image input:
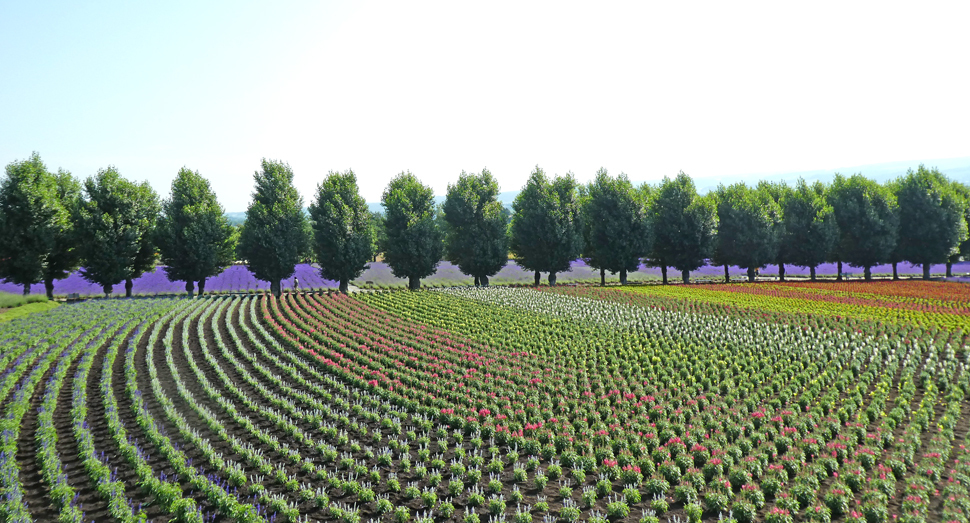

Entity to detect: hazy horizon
[3,2,968,212]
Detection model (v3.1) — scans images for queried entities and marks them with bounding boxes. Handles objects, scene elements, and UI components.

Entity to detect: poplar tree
[309,169,374,293]
[646,172,717,284]
[780,179,838,281]
[895,165,967,280]
[237,159,311,297]
[714,182,782,282]
[442,169,508,286]
[827,173,898,281]
[510,166,583,286]
[381,171,443,290]
[156,167,236,296]
[580,168,650,285]
[0,153,80,298]
[74,167,160,297]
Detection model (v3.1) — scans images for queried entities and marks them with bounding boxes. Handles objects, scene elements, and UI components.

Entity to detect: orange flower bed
[698,281,970,316]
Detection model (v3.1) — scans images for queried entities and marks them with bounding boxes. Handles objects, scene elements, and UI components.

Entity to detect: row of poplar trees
[1,152,967,298]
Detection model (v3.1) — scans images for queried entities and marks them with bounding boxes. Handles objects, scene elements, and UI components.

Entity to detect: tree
[442,169,509,286]
[510,166,583,286]
[714,183,782,282]
[309,169,375,293]
[237,159,311,297]
[0,153,80,298]
[758,181,790,280]
[580,168,650,285]
[827,173,898,281]
[949,182,970,278]
[895,165,967,280]
[74,167,160,297]
[381,171,443,290]
[780,179,839,281]
[646,172,717,284]
[156,167,236,296]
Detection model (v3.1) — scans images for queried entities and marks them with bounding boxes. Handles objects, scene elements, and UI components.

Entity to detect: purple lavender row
[3,259,968,297]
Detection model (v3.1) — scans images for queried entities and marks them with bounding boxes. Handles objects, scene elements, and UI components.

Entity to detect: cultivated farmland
[1,282,968,523]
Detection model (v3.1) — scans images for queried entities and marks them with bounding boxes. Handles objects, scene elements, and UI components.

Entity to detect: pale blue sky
[2,1,968,211]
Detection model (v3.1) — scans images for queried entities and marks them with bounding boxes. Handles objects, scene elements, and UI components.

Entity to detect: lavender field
[354,259,969,288]
[1,259,966,297]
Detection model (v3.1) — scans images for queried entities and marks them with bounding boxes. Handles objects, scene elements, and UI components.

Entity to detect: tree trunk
[810,266,817,281]
[339,279,349,293]
[103,284,112,298]
[864,266,872,281]
[44,277,54,300]
[185,280,194,297]
[198,278,206,296]
[661,265,668,285]
[947,262,954,278]
[22,283,29,296]
[474,275,480,286]
[778,263,786,282]
[125,278,133,298]
[270,279,281,297]
[548,273,557,286]
[619,269,627,285]
[481,275,489,287]
[892,262,899,281]
[600,268,606,287]
[837,261,843,281]
[747,267,756,283]
[534,271,541,287]
[408,276,420,290]
[724,264,730,283]
[923,263,931,280]
[681,270,689,284]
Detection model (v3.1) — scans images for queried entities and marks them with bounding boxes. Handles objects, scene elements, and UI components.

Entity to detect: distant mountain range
[224,156,970,224]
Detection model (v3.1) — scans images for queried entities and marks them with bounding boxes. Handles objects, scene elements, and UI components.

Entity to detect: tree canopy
[714,182,783,282]
[827,173,898,280]
[646,172,717,283]
[579,168,650,285]
[510,166,583,286]
[237,159,311,297]
[895,165,967,279]
[442,169,509,286]
[156,167,236,296]
[381,171,443,290]
[308,169,375,293]
[0,152,80,298]
[74,166,160,297]
[780,179,839,280]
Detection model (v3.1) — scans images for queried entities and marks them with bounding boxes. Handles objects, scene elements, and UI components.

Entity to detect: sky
[2,1,968,212]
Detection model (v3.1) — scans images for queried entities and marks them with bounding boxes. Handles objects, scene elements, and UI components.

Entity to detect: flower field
[541,281,970,336]
[1,285,969,523]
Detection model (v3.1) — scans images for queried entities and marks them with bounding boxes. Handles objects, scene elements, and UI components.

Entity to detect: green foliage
[309,170,374,293]
[0,153,79,298]
[580,168,651,284]
[381,172,443,290]
[44,170,83,292]
[895,165,967,278]
[155,167,236,295]
[781,179,839,277]
[828,173,898,279]
[442,169,509,285]
[509,166,583,285]
[237,159,311,297]
[370,210,387,259]
[714,182,782,281]
[74,166,160,297]
[646,172,717,282]
[0,291,48,308]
